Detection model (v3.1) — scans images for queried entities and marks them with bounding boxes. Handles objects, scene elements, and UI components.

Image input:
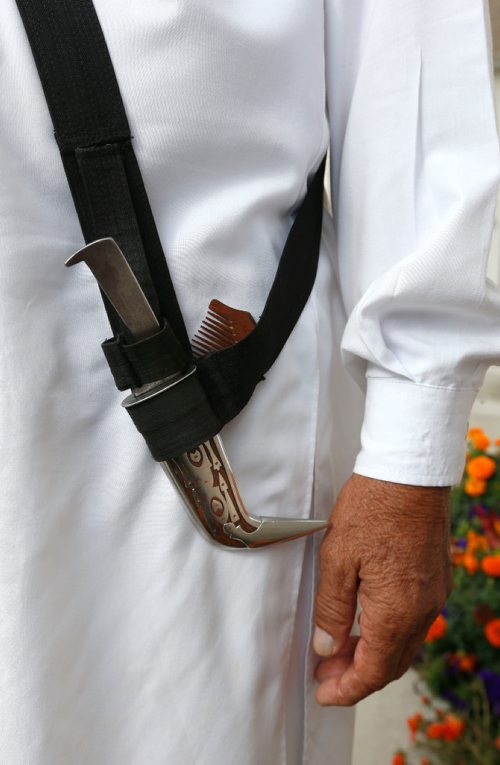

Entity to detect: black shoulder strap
[14,0,191,354]
[15,0,326,459]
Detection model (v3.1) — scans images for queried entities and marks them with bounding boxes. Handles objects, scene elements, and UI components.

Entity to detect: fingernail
[313,626,336,657]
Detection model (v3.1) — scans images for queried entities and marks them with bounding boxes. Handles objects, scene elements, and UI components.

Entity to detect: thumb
[313,530,359,657]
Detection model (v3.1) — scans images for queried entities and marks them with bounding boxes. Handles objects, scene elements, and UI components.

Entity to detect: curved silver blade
[65,238,159,340]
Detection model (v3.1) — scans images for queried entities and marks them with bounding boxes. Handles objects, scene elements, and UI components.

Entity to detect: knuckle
[333,684,357,707]
[341,694,359,708]
[356,667,388,695]
[315,590,354,627]
[374,612,412,643]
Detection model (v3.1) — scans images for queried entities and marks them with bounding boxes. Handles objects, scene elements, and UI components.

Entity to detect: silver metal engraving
[162,435,329,549]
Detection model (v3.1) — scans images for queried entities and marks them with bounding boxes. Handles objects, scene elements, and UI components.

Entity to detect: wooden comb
[191,298,256,357]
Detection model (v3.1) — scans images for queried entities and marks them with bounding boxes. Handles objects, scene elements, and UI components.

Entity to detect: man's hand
[313,472,452,706]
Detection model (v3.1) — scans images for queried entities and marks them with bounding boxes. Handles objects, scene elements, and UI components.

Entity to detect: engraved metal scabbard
[162,435,328,549]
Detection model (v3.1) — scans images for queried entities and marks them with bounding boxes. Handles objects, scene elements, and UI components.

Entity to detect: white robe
[0,1,499,762]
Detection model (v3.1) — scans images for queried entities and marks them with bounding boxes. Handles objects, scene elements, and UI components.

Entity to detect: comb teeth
[191,299,256,358]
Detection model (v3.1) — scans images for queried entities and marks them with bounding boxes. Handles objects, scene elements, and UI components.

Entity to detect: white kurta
[1,1,499,763]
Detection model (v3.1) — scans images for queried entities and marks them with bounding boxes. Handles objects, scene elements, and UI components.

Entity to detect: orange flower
[481,555,500,577]
[463,553,479,574]
[407,712,423,741]
[472,432,490,450]
[442,714,465,741]
[458,653,476,672]
[466,455,496,480]
[392,753,406,765]
[467,428,490,449]
[467,427,485,439]
[485,618,500,648]
[451,548,465,566]
[449,652,477,671]
[466,530,489,552]
[425,614,447,642]
[421,759,431,765]
[495,438,500,447]
[426,722,446,739]
[464,477,487,496]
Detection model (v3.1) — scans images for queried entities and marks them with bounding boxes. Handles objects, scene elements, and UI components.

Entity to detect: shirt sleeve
[325,0,500,486]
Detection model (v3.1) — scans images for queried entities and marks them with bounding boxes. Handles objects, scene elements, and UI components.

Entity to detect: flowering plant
[392,428,500,765]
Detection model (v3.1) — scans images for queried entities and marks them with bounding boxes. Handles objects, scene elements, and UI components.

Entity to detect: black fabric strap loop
[15,0,326,462]
[101,335,140,391]
[102,319,188,391]
[124,371,222,460]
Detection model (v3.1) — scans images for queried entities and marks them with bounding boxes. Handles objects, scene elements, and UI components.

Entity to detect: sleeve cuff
[353,376,478,487]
